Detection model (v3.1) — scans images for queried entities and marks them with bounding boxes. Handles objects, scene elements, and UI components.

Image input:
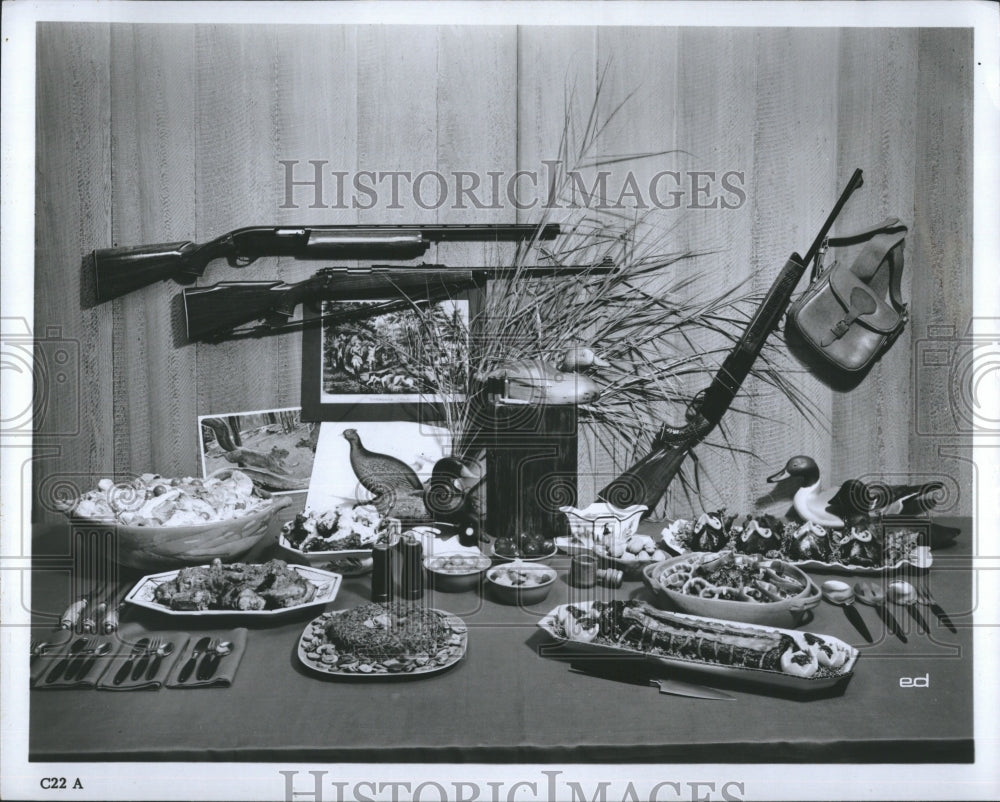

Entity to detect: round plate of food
[297,603,468,678]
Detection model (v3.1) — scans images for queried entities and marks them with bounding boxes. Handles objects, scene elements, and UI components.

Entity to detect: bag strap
[827,216,906,247]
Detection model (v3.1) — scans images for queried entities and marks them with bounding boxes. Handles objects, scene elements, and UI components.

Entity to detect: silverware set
[110,637,176,684]
[45,637,111,683]
[838,578,957,643]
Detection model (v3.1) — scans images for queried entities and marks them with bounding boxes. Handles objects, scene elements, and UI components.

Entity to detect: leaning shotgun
[93,223,561,302]
[598,169,865,513]
[183,262,615,341]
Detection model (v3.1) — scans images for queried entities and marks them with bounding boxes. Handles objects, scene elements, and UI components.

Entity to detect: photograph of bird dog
[198,407,318,494]
[305,421,452,517]
[319,298,469,405]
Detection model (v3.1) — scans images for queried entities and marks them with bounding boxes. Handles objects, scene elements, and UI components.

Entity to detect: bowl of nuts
[423,551,492,593]
[59,469,290,570]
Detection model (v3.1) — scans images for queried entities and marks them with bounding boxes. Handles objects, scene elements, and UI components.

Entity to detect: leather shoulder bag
[785,217,908,376]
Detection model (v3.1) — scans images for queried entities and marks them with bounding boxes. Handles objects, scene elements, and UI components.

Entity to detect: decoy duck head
[766,455,821,486]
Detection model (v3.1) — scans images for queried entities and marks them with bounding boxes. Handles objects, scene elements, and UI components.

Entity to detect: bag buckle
[821,286,878,346]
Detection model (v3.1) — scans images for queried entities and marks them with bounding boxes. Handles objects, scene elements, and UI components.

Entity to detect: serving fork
[916,581,957,634]
[854,581,907,643]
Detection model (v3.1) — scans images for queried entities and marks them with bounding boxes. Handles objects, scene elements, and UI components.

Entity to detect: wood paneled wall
[33,24,973,522]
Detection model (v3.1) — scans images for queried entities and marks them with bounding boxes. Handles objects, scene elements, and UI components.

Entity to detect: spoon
[196,640,233,681]
[178,636,211,683]
[854,581,907,643]
[76,641,112,680]
[145,641,175,680]
[821,579,874,643]
[887,580,930,634]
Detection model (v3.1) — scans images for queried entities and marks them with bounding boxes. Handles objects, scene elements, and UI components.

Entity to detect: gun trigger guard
[228,254,256,267]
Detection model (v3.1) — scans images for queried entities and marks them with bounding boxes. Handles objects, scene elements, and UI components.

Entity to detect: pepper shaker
[398,533,424,601]
[371,541,395,603]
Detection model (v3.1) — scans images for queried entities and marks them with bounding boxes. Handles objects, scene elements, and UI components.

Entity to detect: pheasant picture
[342,429,427,518]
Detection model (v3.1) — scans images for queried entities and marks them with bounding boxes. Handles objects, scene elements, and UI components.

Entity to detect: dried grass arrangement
[371,81,819,512]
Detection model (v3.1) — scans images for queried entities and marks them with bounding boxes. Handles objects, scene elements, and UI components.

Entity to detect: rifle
[93,223,561,302]
[598,169,865,513]
[183,262,615,341]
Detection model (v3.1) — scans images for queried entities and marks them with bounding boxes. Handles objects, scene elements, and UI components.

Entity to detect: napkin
[32,633,116,690]
[28,628,72,686]
[164,628,248,689]
[95,624,185,691]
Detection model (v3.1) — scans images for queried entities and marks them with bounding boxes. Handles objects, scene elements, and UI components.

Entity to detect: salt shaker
[371,541,394,603]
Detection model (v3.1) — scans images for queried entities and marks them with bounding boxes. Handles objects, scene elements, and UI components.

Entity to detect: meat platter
[124,561,342,617]
[297,604,468,679]
[538,600,859,694]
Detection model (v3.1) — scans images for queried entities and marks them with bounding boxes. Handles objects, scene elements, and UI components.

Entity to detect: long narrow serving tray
[660,525,932,575]
[538,601,859,694]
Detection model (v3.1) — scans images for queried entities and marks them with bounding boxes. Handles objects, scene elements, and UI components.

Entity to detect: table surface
[29,517,974,763]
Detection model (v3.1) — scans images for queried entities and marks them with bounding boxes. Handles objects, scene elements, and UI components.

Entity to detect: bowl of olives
[486,561,558,605]
[490,532,557,562]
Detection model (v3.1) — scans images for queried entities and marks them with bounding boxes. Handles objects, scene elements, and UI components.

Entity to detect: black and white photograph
[2,2,998,801]
[199,407,316,494]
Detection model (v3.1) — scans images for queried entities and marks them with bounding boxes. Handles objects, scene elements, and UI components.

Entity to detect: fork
[63,638,98,681]
[195,639,219,681]
[131,637,160,681]
[916,581,957,633]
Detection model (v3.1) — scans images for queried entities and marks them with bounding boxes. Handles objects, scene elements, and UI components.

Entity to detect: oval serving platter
[538,600,859,694]
[297,607,468,679]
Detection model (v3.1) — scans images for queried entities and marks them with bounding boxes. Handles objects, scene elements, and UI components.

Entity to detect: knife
[178,636,211,683]
[112,637,149,686]
[841,602,874,644]
[45,639,88,684]
[906,604,931,635]
[919,585,958,634]
[568,662,734,701]
[874,602,908,644]
[927,601,957,634]
[648,678,735,701]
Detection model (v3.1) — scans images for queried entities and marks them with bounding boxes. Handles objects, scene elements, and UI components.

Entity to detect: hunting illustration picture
[320,299,469,400]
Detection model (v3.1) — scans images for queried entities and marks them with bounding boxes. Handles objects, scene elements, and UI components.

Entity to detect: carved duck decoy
[767,455,945,528]
[488,347,609,405]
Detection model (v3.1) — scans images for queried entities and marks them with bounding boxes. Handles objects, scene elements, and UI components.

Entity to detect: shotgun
[93,223,561,302]
[598,169,865,513]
